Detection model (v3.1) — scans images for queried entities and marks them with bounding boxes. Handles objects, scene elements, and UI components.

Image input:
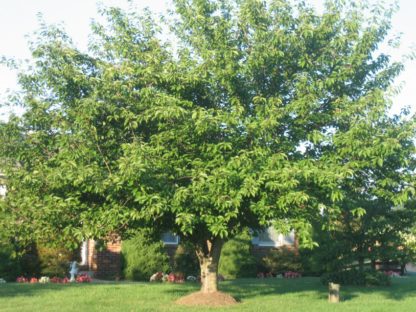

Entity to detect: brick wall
[87,238,121,279]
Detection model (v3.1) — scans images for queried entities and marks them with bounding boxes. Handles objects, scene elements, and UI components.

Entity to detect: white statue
[69,261,78,282]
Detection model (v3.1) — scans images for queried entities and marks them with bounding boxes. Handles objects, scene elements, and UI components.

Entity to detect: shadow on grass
[221,277,328,302]
[341,277,416,301]
[3,276,416,304]
[161,276,416,303]
[159,277,329,302]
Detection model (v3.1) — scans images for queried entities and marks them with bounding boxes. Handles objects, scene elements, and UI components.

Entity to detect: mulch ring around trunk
[176,291,238,307]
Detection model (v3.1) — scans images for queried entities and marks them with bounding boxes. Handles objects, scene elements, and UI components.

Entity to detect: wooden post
[328,283,340,303]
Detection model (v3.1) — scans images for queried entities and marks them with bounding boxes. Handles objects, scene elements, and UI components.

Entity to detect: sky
[0,0,415,120]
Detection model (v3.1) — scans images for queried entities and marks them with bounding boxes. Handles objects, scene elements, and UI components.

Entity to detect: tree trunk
[358,256,364,272]
[400,263,406,276]
[196,238,223,294]
[200,256,219,293]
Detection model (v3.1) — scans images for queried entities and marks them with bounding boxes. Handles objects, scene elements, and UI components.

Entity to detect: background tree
[322,111,416,273]
[1,0,415,300]
[307,200,416,275]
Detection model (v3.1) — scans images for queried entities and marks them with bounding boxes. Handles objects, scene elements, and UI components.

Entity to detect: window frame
[161,232,180,245]
[253,228,295,247]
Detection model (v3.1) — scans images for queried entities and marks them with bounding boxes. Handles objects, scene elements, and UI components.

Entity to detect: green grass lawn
[1,277,416,312]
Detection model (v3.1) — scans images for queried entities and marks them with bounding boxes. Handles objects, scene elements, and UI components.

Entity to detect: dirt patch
[176,291,238,307]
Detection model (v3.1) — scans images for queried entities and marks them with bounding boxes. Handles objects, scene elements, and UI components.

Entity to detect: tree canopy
[1,0,415,294]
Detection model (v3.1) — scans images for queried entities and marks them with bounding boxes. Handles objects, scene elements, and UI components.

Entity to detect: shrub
[37,245,78,277]
[19,244,41,277]
[121,231,170,281]
[262,246,302,274]
[298,248,325,276]
[320,269,391,286]
[0,244,20,282]
[173,242,199,277]
[218,229,257,279]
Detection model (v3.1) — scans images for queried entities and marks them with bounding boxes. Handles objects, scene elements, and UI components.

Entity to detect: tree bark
[400,263,406,276]
[196,238,223,294]
[371,259,376,270]
[358,257,364,272]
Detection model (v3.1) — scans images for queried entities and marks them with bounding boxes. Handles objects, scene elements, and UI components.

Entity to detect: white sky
[0,0,415,120]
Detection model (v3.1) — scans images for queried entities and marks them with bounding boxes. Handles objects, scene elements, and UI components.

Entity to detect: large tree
[1,0,415,299]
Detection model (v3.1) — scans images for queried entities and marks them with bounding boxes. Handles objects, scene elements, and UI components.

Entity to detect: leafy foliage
[37,245,78,277]
[306,200,416,275]
[173,242,200,277]
[0,242,19,282]
[121,231,170,281]
[218,229,257,279]
[16,244,42,278]
[262,247,302,274]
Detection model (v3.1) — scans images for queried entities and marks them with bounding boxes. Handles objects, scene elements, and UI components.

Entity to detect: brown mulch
[176,291,238,307]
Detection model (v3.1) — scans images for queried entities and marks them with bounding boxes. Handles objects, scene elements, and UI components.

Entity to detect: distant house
[80,228,297,279]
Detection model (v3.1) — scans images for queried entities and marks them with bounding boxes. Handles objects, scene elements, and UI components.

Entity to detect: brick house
[80,228,297,279]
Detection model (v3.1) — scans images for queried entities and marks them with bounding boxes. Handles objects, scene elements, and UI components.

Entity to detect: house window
[252,227,295,247]
[161,232,179,245]
[256,227,280,247]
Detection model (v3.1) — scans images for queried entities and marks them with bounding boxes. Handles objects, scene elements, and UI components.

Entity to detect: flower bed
[76,274,92,283]
[149,272,204,283]
[257,271,302,279]
[15,274,91,284]
[284,271,302,278]
[16,276,28,283]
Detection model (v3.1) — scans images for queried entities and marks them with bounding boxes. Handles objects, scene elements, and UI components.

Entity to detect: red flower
[76,274,92,283]
[284,271,301,278]
[50,277,62,283]
[30,277,38,283]
[167,273,176,283]
[16,276,28,283]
